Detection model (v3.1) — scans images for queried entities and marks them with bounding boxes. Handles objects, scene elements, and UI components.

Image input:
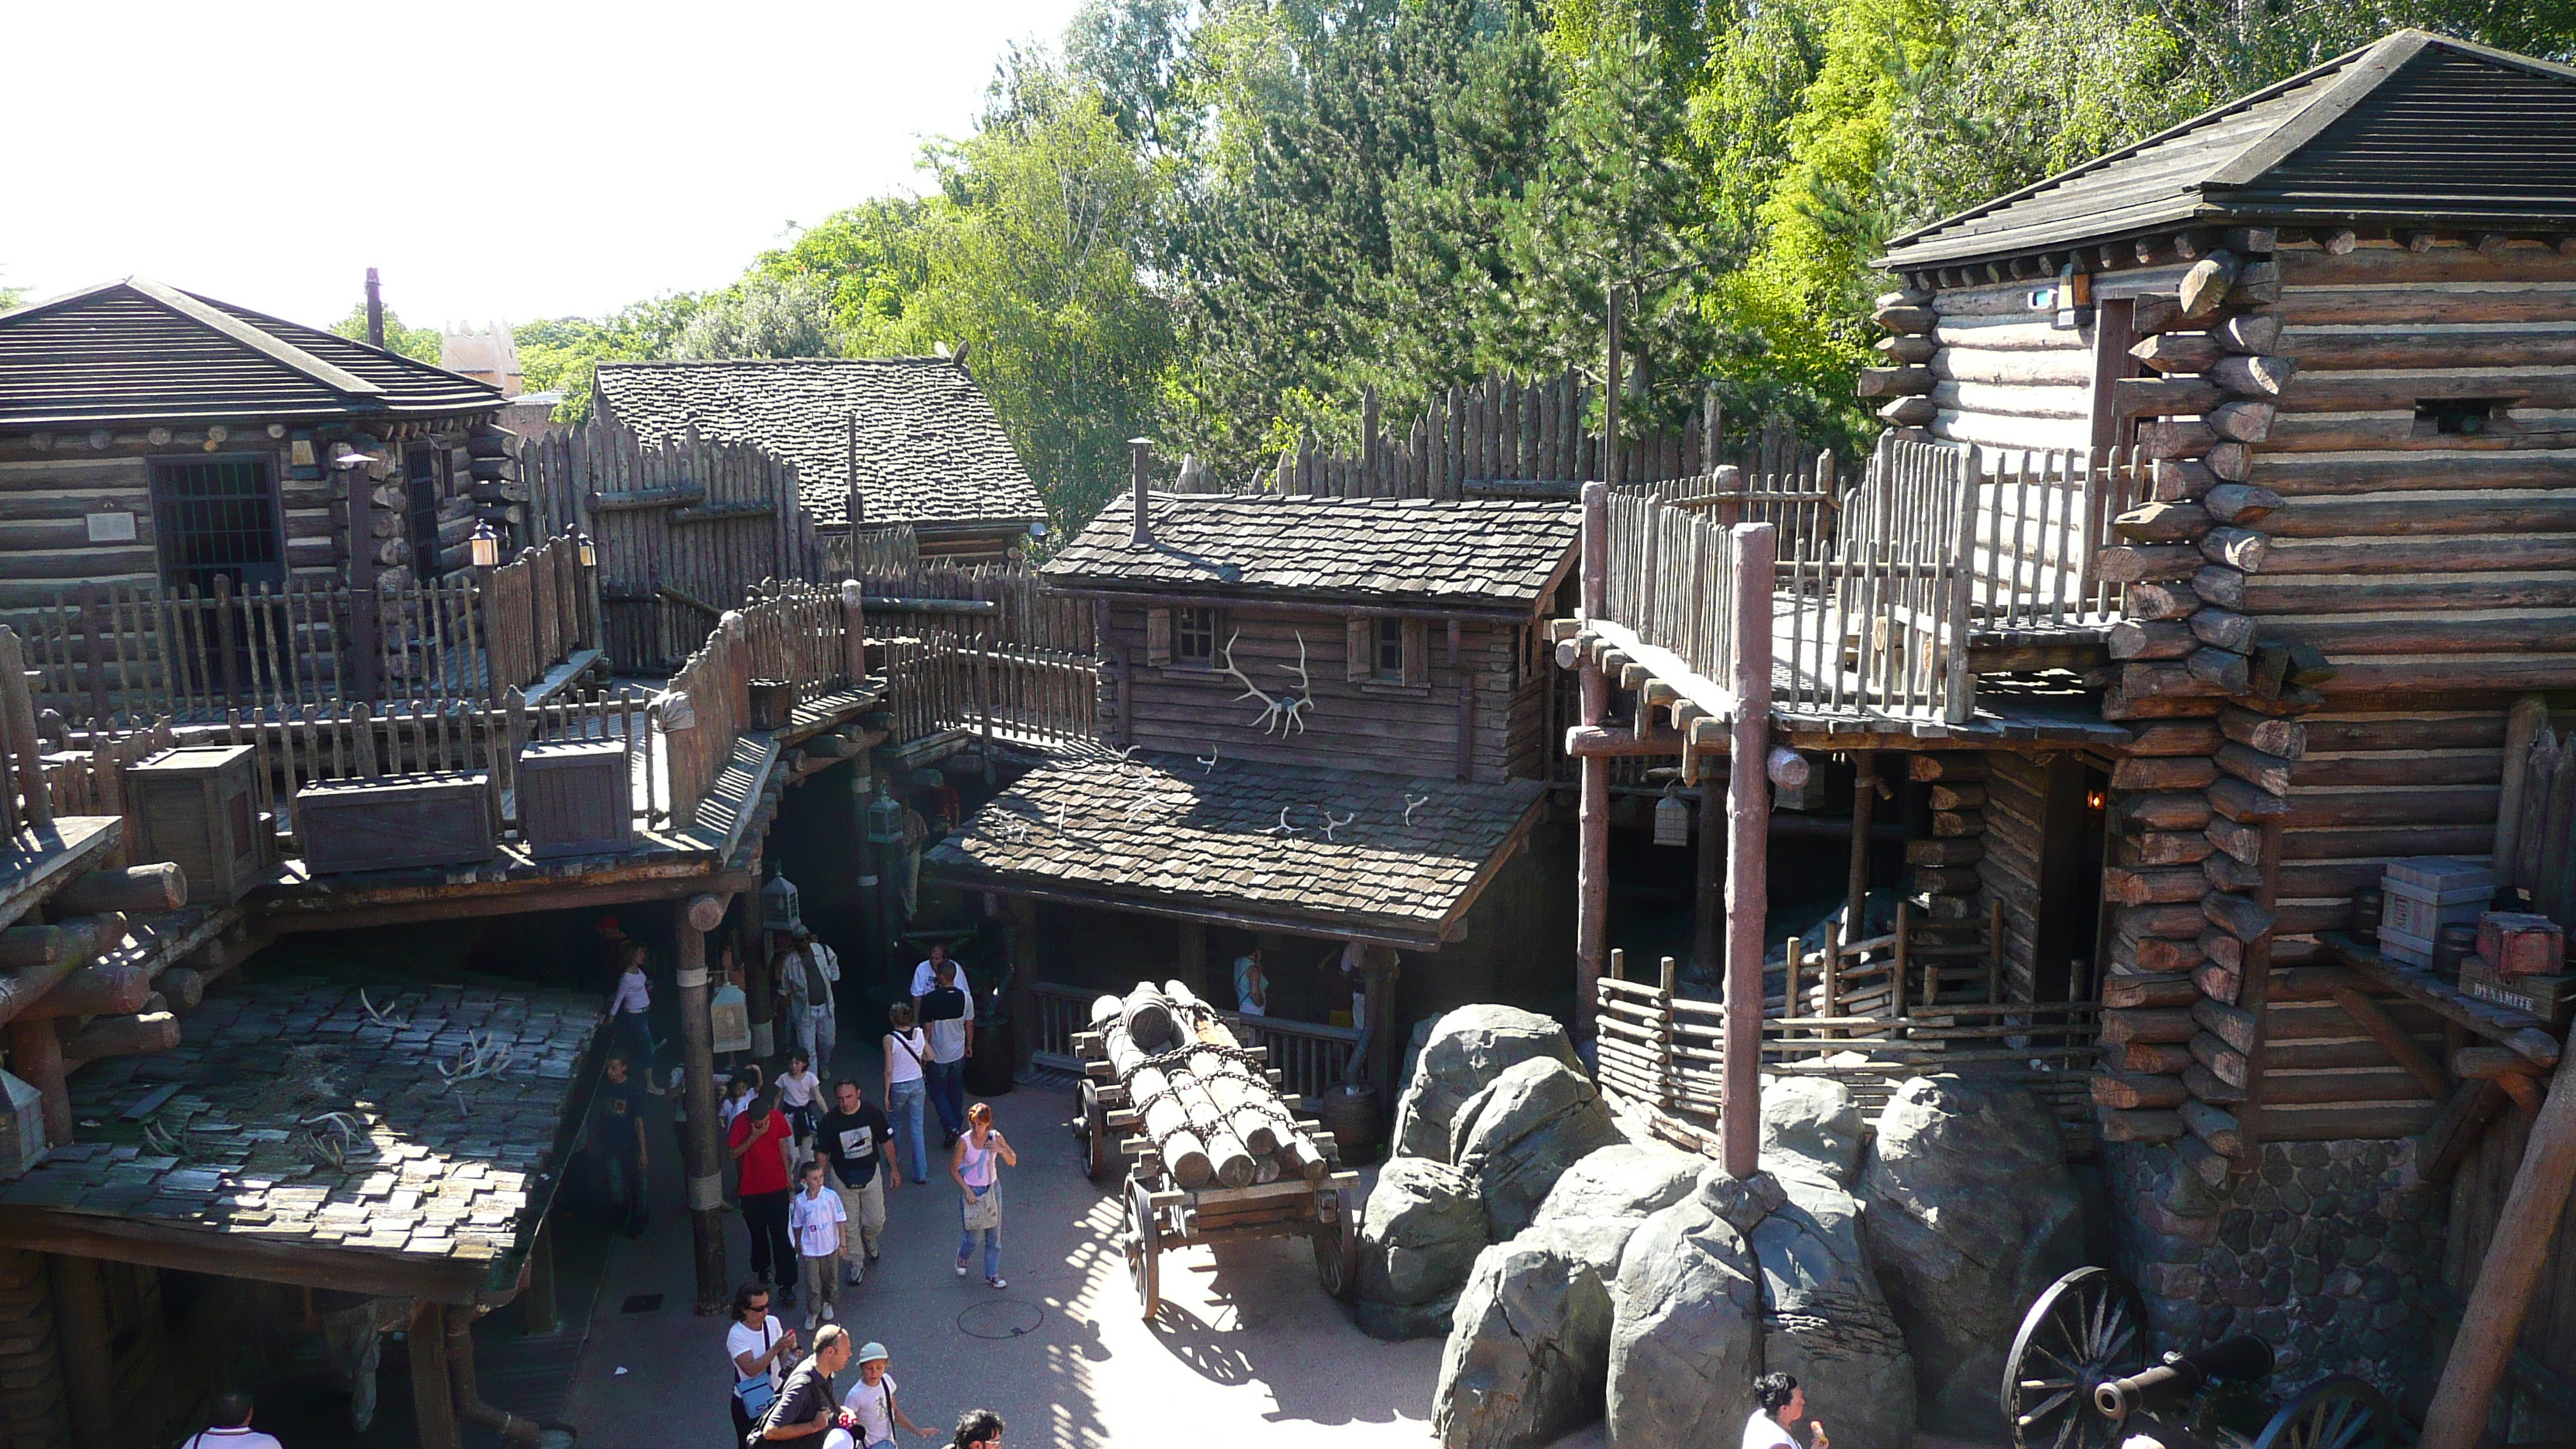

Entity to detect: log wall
[2256,240,2576,696]
[1921,268,2189,456]
[1096,602,1543,783]
[1977,751,2050,1001]
[2444,1094,2576,1433]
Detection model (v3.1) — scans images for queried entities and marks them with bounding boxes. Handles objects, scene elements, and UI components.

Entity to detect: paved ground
[565,1074,1448,1449]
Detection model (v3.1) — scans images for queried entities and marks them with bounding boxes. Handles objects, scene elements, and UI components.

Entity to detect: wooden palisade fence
[522,417,826,671]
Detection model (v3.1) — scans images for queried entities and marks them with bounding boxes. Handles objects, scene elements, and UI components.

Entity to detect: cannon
[2003,1266,2400,1449]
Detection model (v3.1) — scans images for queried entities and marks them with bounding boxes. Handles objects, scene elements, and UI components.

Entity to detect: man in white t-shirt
[839,1342,933,1446]
[908,943,953,1005]
[1745,1372,1825,1449]
[789,1160,848,1327]
[181,1392,283,1449]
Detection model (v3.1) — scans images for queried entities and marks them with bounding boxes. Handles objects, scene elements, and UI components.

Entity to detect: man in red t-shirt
[730,1087,800,1302]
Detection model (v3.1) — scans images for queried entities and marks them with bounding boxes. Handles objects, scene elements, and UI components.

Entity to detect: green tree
[677,272,844,359]
[751,198,937,341]
[328,305,444,364]
[514,293,704,421]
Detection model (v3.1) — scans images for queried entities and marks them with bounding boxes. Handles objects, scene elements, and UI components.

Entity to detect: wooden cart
[1071,1033,1362,1319]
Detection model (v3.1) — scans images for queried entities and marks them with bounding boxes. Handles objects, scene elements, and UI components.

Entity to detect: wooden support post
[1005,897,1038,1073]
[1359,944,1401,1096]
[1988,899,2006,1003]
[522,1222,559,1337]
[675,892,731,1314]
[841,580,868,685]
[409,1300,461,1449]
[7,1017,67,1145]
[1846,749,1876,970]
[2420,1059,2576,1449]
[1722,522,1776,1180]
[347,463,381,704]
[46,1255,115,1449]
[1604,286,1625,489]
[1693,760,1723,980]
[1575,481,1610,1037]
[1175,919,1209,1009]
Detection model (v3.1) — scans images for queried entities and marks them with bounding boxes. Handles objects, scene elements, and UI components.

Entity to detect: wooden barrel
[1319,1084,1381,1160]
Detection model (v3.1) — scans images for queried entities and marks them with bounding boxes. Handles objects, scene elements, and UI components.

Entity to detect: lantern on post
[468,519,502,570]
[1653,786,1690,847]
[574,530,597,569]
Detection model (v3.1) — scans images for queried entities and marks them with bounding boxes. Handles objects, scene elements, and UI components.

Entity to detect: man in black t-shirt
[814,1079,897,1285]
[594,1053,649,1236]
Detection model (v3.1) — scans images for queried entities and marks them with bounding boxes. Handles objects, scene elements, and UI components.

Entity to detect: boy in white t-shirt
[839,1342,933,1447]
[789,1160,848,1327]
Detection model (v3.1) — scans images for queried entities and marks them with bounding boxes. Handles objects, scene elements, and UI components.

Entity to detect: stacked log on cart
[2083,226,2319,1182]
[1072,980,1362,1319]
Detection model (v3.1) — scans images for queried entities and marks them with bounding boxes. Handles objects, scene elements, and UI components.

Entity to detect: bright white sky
[2,0,1088,334]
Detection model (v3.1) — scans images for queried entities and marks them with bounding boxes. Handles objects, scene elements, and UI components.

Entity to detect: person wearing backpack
[916,958,971,1148]
[726,1283,797,1448]
[882,1003,930,1185]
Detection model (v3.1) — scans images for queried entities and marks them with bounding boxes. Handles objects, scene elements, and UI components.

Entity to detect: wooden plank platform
[0,817,122,931]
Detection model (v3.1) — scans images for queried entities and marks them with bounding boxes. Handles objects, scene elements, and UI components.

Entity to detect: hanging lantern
[574,529,598,568]
[710,981,752,1055]
[468,519,502,569]
[1653,788,1690,847]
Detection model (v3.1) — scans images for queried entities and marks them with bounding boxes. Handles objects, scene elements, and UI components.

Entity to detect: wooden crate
[125,745,271,905]
[519,740,634,858]
[748,678,796,731]
[297,772,496,874]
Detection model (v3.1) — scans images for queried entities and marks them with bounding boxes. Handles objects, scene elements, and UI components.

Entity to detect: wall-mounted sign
[85,512,137,543]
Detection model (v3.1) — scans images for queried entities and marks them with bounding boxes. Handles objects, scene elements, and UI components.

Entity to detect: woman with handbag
[726,1283,797,1447]
[949,1102,1017,1288]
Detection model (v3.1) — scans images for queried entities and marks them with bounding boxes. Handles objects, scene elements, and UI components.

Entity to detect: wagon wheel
[1312,1184,1359,1299]
[2002,1266,2150,1449]
[2249,1377,2393,1449]
[1080,1081,1115,1182]
[1123,1176,1162,1321]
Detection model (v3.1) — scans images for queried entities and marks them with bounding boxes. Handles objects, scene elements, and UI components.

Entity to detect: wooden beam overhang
[258,868,759,934]
[1053,586,1546,625]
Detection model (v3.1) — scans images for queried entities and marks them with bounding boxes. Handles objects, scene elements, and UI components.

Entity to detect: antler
[1403,793,1430,826]
[1218,630,1313,737]
[1321,810,1355,841]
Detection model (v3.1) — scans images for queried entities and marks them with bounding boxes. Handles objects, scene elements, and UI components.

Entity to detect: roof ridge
[194,292,504,397]
[126,279,387,398]
[596,355,958,370]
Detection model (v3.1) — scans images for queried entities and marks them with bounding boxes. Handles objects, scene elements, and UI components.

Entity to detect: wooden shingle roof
[1042,494,1580,611]
[591,358,1045,532]
[924,753,1546,945]
[1881,30,2576,270]
[0,279,506,430]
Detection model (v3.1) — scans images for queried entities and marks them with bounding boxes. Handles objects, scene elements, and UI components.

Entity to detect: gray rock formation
[1434,1217,1632,1449]
[1356,1157,1489,1341]
[1451,1058,1626,1238]
[1394,1005,1580,1163]
[1858,1074,2085,1434]
[1532,1142,1703,1228]
[1759,1074,1865,1185]
[1605,1164,1763,1447]
[1755,1162,1917,1449]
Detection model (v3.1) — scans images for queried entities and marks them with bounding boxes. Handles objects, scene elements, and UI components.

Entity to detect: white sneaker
[954,1262,968,1276]
[987,1276,1007,1290]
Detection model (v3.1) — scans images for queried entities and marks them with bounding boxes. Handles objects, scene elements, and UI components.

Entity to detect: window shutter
[1146,608,1173,667]
[1403,620,1429,687]
[1346,617,1372,682]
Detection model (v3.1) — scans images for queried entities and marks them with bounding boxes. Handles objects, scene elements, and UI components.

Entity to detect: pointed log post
[676,892,731,1314]
[1576,481,1611,1038]
[1723,522,1777,1180]
[2419,1059,2576,1449]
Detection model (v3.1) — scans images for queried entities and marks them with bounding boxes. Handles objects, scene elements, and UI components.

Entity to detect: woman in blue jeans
[882,1004,930,1184]
[949,1102,1016,1288]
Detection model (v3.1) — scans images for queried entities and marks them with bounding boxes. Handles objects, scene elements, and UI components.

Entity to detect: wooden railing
[1227,1012,1363,1103]
[1026,983,1095,1071]
[1968,445,2146,629]
[656,585,864,827]
[7,537,594,728]
[1591,948,2101,1154]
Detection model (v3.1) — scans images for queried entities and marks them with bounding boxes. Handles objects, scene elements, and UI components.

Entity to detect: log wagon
[1071,980,1361,1317]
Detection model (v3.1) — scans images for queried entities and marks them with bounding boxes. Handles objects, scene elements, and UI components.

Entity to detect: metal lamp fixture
[1653,786,1690,847]
[329,447,372,471]
[468,520,502,569]
[574,530,597,568]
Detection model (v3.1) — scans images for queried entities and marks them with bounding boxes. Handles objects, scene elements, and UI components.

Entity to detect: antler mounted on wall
[1218,630,1314,737]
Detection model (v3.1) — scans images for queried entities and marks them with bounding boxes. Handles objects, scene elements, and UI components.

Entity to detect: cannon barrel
[2094,1334,2274,1418]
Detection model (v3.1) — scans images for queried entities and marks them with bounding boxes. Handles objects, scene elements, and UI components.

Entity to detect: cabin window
[406,445,445,577]
[1375,618,1406,680]
[1173,608,1221,666]
[151,455,284,593]
[2417,398,2509,437]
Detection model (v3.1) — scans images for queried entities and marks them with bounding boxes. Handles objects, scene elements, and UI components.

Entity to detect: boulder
[1752,1163,1917,1449]
[1605,1164,1763,1447]
[1434,1216,1632,1449]
[1759,1074,1865,1185]
[1356,1157,1489,1340]
[1395,1005,1581,1163]
[1451,1057,1625,1238]
[1532,1142,1702,1228]
[1858,1074,2086,1434]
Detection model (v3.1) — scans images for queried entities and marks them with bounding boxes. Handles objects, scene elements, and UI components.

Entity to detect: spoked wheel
[1123,1177,1162,1321]
[2002,1266,2150,1449]
[2249,1377,2393,1449]
[1080,1081,1114,1182]
[1312,1184,1359,1298]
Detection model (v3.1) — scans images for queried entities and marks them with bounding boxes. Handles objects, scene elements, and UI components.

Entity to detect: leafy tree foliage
[327,305,444,365]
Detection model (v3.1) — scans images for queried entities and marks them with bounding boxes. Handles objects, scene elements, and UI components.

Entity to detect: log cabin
[927,487,1581,1099]
[591,357,1047,566]
[1560,29,2576,1428]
